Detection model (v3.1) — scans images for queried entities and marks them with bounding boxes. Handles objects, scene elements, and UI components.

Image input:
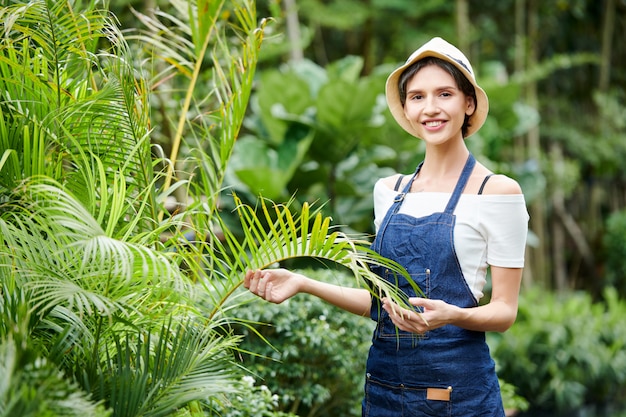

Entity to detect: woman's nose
[424,96,439,114]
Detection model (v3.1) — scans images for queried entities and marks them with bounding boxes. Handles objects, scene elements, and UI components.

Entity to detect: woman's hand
[244,268,305,304]
[382,297,455,334]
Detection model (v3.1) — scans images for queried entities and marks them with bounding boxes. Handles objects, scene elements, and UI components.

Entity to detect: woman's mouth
[424,120,444,128]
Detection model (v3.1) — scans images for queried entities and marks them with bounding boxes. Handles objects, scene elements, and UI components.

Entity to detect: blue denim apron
[363,154,505,417]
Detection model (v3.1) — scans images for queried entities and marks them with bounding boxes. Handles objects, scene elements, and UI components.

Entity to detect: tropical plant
[0,0,252,414]
[0,1,416,416]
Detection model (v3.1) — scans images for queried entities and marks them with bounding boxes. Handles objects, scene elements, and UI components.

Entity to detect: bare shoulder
[380,173,405,190]
[482,174,523,195]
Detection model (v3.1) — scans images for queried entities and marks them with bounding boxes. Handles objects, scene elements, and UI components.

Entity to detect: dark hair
[398,56,477,138]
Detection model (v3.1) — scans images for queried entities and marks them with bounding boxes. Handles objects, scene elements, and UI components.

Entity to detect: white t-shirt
[373,179,529,302]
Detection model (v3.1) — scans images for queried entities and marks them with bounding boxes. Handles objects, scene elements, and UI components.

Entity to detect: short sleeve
[479,196,529,268]
[372,179,395,232]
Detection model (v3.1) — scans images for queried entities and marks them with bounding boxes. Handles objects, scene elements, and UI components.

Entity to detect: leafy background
[2,0,626,416]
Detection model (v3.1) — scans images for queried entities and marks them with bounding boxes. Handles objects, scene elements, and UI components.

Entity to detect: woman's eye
[410,94,423,100]
[440,92,452,97]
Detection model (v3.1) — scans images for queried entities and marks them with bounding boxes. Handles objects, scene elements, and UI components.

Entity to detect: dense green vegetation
[0,0,409,415]
[490,288,626,415]
[1,0,625,416]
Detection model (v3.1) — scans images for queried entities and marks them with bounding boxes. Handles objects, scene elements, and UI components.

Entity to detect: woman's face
[402,64,476,145]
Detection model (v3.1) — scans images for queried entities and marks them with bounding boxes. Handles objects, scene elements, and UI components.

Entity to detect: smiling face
[402,63,476,145]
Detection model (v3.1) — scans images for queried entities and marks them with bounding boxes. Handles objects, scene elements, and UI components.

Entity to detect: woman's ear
[466,96,476,116]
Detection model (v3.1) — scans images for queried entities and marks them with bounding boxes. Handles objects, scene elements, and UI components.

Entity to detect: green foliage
[0,0,265,415]
[541,89,626,179]
[0,336,110,417]
[488,287,626,413]
[602,209,626,292]
[92,319,241,417]
[0,0,160,226]
[499,379,529,414]
[228,55,405,232]
[231,268,374,417]
[284,0,455,65]
[1,3,420,417]
[208,376,298,417]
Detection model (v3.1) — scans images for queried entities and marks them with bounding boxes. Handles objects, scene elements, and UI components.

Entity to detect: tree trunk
[526,0,549,287]
[456,0,470,53]
[284,0,304,62]
[512,0,526,165]
[549,142,597,292]
[599,0,616,92]
[361,0,375,75]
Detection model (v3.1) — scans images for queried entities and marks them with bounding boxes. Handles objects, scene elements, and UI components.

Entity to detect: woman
[245,37,529,417]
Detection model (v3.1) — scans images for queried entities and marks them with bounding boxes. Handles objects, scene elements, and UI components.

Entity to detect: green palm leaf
[205,193,424,321]
[1,0,159,230]
[97,318,239,417]
[128,0,265,220]
[0,336,108,417]
[4,180,189,319]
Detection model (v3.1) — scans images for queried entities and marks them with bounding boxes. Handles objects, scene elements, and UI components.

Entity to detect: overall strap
[392,162,424,207]
[444,153,476,214]
[373,161,424,255]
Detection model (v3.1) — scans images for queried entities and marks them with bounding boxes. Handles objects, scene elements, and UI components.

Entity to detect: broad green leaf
[257,70,315,144]
[326,55,364,83]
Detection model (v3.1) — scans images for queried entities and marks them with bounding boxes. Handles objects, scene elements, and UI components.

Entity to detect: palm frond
[127,0,228,199]
[3,179,191,323]
[0,284,108,417]
[95,318,240,417]
[203,193,423,321]
[128,0,264,220]
[0,336,109,417]
[0,1,109,121]
[1,1,271,415]
[1,1,159,234]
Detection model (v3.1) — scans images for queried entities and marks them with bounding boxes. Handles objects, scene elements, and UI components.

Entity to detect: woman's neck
[421,141,470,180]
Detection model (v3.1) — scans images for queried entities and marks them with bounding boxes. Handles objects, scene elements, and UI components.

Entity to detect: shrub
[488,287,626,414]
[232,268,374,417]
[208,376,298,417]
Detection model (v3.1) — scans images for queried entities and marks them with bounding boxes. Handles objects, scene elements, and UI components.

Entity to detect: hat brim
[385,49,489,138]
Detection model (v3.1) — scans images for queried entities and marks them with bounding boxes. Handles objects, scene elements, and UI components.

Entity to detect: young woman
[245,37,529,417]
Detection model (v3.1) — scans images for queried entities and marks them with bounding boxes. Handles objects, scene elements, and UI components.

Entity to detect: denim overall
[363,154,505,417]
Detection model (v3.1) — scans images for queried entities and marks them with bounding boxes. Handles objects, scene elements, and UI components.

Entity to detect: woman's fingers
[243,270,254,289]
[244,269,266,297]
[382,298,430,334]
[244,268,302,304]
[245,269,282,302]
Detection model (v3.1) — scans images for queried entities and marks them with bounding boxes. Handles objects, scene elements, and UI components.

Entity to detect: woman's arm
[383,266,522,333]
[245,269,372,317]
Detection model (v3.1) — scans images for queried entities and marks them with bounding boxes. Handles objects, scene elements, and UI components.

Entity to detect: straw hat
[385,37,489,138]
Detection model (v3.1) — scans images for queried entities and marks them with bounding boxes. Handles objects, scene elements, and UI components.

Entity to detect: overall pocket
[364,373,452,417]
